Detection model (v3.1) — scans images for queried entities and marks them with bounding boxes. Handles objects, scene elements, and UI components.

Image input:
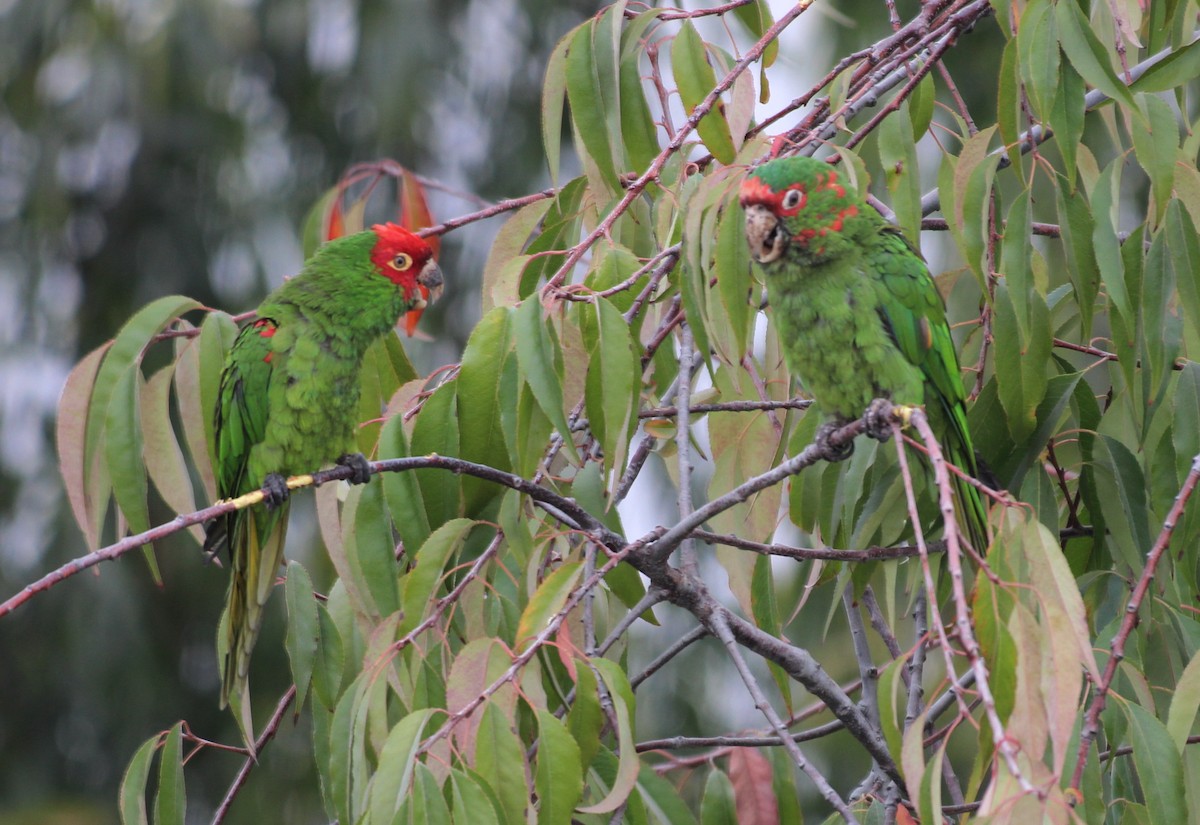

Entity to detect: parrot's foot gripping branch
[335,452,373,485]
[814,421,855,463]
[261,473,290,509]
[864,398,915,442]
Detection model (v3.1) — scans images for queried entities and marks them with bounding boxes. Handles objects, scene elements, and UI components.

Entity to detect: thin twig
[1068,452,1200,796]
[709,611,859,823]
[211,686,297,824]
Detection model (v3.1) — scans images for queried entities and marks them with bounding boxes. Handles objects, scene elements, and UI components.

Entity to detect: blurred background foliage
[0,0,598,819]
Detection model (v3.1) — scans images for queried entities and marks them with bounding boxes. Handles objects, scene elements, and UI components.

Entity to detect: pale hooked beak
[416,259,444,306]
[743,204,787,264]
[401,260,445,336]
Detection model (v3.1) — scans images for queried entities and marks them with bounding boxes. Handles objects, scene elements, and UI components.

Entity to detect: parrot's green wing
[204,316,288,747]
[865,226,989,550]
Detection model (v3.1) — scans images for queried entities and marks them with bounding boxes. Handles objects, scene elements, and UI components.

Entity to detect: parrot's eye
[781,189,804,211]
[390,253,413,271]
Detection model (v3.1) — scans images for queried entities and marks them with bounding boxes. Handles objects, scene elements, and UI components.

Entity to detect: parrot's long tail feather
[952,469,990,554]
[219,503,289,747]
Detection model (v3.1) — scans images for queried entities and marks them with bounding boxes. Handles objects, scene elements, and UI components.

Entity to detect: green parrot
[202,222,443,737]
[739,155,988,551]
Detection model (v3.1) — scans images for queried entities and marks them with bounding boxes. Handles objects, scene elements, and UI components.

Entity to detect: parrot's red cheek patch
[827,205,858,233]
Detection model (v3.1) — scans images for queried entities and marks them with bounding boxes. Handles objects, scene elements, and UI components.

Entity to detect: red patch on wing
[253,319,277,337]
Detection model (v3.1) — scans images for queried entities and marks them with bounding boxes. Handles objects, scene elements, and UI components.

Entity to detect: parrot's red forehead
[369,223,435,287]
[738,176,777,207]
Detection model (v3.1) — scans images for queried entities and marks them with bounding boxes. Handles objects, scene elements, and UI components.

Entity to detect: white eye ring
[781,190,803,210]
[391,253,412,270]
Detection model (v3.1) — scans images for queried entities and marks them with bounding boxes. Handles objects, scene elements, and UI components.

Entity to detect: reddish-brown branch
[212,686,297,824]
[1068,452,1200,797]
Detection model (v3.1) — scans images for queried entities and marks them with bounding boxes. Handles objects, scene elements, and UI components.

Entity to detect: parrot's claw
[815,421,855,463]
[864,398,897,442]
[337,452,373,486]
[262,473,290,509]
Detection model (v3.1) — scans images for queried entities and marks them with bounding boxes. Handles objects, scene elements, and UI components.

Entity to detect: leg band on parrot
[814,421,855,463]
[337,452,373,485]
[262,473,290,509]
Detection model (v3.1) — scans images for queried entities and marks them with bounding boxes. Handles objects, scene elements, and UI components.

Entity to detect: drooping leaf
[672,21,737,164]
[535,709,584,824]
[154,722,185,825]
[285,560,320,712]
[119,732,158,825]
[516,561,583,651]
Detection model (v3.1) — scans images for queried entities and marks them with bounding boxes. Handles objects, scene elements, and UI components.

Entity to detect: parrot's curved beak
[743,204,787,264]
[401,260,445,337]
[417,259,445,303]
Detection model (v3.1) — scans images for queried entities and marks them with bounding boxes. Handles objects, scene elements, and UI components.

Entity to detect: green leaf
[1123,700,1187,824]
[106,363,158,580]
[285,560,319,711]
[700,769,737,825]
[1131,94,1179,219]
[1016,0,1059,121]
[1056,185,1100,336]
[378,412,431,554]
[1092,157,1131,319]
[347,480,399,618]
[403,763,452,824]
[154,722,185,825]
[566,20,619,190]
[732,0,777,67]
[516,561,583,650]
[171,330,216,506]
[619,48,660,175]
[581,297,639,479]
[672,21,736,164]
[940,126,999,288]
[85,296,202,510]
[475,701,529,825]
[1054,0,1140,118]
[1130,36,1200,93]
[401,518,477,635]
[119,732,158,825]
[411,378,464,524]
[483,200,555,312]
[515,298,578,463]
[312,601,345,709]
[450,769,503,825]
[458,307,517,513]
[1165,201,1200,358]
[197,310,238,478]
[1168,647,1200,752]
[535,709,583,824]
[714,201,755,363]
[1049,61,1086,190]
[877,655,909,763]
[878,104,922,240]
[367,708,438,824]
[580,659,639,814]
[567,663,603,771]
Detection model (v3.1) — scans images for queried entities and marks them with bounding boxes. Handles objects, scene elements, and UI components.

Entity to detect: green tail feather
[219,502,289,747]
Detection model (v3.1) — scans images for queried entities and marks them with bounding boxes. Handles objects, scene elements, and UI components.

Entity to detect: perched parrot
[202,223,443,737]
[739,155,988,551]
